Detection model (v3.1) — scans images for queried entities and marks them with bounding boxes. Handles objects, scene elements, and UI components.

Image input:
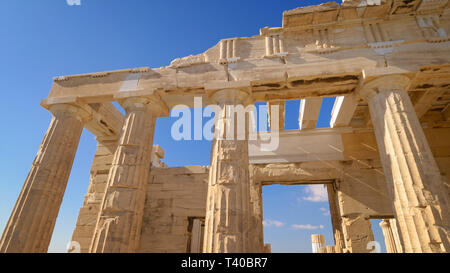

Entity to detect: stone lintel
[41,98,125,139]
[249,127,380,164]
[204,80,251,92]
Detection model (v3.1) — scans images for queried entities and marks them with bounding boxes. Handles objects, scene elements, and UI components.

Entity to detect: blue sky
[0,0,386,253]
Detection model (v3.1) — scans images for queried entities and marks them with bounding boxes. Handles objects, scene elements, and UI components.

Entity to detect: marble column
[249,167,264,252]
[0,104,90,253]
[90,96,167,253]
[311,234,326,253]
[326,246,335,253]
[361,75,450,253]
[388,218,404,253]
[379,219,399,253]
[326,183,344,253]
[203,89,253,253]
[317,247,327,253]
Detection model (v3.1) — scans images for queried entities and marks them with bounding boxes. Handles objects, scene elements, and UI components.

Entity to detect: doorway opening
[262,184,334,253]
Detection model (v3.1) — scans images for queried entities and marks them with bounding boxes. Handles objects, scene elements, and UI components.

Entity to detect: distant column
[379,219,399,253]
[0,104,90,253]
[265,36,273,56]
[311,234,326,253]
[326,246,335,253]
[264,244,272,253]
[317,247,327,253]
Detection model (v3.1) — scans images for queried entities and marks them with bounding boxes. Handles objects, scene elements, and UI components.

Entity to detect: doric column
[379,219,399,253]
[203,88,253,253]
[311,234,326,253]
[326,184,344,253]
[361,75,450,253]
[249,166,264,252]
[0,104,90,253]
[388,218,403,253]
[90,96,167,253]
[317,247,327,253]
[326,246,335,253]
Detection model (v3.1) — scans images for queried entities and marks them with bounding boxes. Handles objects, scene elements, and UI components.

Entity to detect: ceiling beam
[298,98,322,130]
[330,94,358,128]
[267,100,285,131]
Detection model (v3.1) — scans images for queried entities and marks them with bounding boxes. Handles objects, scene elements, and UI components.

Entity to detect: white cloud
[66,0,81,5]
[263,219,285,227]
[302,185,328,202]
[320,207,331,216]
[291,224,324,230]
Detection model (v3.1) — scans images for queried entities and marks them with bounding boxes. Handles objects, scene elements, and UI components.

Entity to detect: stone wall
[71,138,117,253]
[71,142,169,253]
[337,160,389,252]
[138,166,209,253]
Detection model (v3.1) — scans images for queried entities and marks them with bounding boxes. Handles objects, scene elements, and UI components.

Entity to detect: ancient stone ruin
[1,0,449,253]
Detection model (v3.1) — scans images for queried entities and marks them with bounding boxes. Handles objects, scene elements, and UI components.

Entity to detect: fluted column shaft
[326,184,344,253]
[249,168,264,252]
[90,97,165,253]
[311,234,326,253]
[388,218,403,252]
[379,219,399,253]
[203,89,253,253]
[326,246,335,253]
[363,75,450,253]
[0,104,90,253]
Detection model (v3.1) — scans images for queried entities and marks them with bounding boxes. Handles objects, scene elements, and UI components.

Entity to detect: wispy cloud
[66,0,81,5]
[319,207,331,216]
[301,185,328,202]
[291,224,324,230]
[263,219,285,228]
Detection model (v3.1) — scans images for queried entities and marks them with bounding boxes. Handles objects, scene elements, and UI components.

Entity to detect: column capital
[49,103,92,123]
[119,95,169,117]
[359,75,411,99]
[210,88,252,106]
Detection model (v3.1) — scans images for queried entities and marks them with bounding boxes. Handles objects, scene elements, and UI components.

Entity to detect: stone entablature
[44,1,450,108]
